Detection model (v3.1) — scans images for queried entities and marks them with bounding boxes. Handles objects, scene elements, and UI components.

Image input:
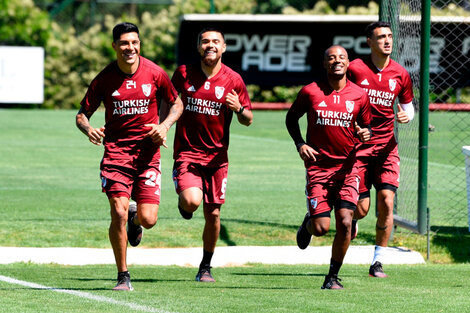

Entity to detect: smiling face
[198,31,226,68]
[323,45,349,78]
[368,26,393,57]
[112,31,140,73]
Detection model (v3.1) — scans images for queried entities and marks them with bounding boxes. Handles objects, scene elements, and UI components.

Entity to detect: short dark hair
[113,22,139,42]
[365,21,391,38]
[197,27,225,45]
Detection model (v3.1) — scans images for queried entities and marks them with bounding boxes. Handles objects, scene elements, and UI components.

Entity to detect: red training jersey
[290,80,371,167]
[347,56,414,144]
[171,63,252,166]
[80,56,178,167]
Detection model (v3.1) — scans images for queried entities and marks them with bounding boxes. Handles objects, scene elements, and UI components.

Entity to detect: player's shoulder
[389,59,410,74]
[139,56,164,72]
[220,64,244,81]
[349,57,370,71]
[346,80,368,96]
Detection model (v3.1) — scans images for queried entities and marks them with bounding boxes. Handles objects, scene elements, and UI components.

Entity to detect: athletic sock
[327,258,342,277]
[372,245,386,264]
[117,271,130,280]
[199,249,214,270]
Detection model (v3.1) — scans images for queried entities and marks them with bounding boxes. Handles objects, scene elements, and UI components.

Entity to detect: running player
[347,21,415,278]
[286,45,371,289]
[76,22,183,291]
[170,27,253,282]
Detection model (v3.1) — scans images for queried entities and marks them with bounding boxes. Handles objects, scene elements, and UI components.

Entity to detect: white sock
[372,245,386,264]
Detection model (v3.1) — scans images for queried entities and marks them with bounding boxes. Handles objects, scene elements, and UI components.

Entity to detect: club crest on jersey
[345,100,355,113]
[389,79,397,91]
[310,198,318,209]
[141,84,152,97]
[215,86,225,99]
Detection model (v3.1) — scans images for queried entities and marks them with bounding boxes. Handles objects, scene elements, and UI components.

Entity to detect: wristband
[236,106,245,114]
[296,142,306,151]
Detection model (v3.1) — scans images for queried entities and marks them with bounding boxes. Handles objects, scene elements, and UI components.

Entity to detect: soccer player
[170,27,253,282]
[347,21,415,278]
[75,22,183,291]
[286,45,371,289]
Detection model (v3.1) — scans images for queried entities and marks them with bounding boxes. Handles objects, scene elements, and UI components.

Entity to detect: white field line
[0,275,175,313]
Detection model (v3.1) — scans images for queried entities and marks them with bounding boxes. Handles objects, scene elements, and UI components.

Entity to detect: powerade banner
[177,14,470,89]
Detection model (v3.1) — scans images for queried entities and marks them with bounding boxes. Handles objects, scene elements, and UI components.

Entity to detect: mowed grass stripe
[0,275,174,313]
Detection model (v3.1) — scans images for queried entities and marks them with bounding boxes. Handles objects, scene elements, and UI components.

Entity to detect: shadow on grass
[431,226,470,262]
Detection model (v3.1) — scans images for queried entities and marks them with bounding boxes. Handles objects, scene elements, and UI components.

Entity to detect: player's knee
[140,215,158,229]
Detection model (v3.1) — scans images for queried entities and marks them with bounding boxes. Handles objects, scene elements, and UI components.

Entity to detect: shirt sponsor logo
[315,109,353,128]
[362,88,395,107]
[215,86,225,100]
[112,99,151,115]
[141,84,151,97]
[185,96,223,116]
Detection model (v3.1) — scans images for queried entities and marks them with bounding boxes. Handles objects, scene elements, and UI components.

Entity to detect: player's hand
[225,89,242,113]
[144,123,168,147]
[88,126,105,146]
[298,144,319,162]
[355,124,371,142]
[396,104,410,124]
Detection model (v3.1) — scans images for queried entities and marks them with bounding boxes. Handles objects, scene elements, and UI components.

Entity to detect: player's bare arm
[145,96,184,146]
[76,107,105,146]
[286,107,318,161]
[226,89,253,126]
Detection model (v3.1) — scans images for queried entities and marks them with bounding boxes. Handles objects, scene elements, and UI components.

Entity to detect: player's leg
[195,165,227,282]
[127,165,162,246]
[369,144,400,277]
[322,202,355,290]
[108,196,134,291]
[173,161,203,219]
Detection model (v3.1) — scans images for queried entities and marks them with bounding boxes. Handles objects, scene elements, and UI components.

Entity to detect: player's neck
[117,57,140,75]
[328,76,347,92]
[200,61,222,79]
[370,53,390,70]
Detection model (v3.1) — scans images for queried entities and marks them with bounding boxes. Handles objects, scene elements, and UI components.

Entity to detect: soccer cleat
[296,213,312,250]
[127,202,143,247]
[321,274,344,290]
[112,274,134,291]
[351,219,358,241]
[195,267,215,282]
[369,261,388,278]
[178,203,193,220]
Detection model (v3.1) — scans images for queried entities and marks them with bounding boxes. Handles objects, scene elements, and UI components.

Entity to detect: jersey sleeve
[156,69,178,104]
[234,76,252,110]
[290,86,310,115]
[80,77,103,114]
[171,66,185,94]
[398,69,414,104]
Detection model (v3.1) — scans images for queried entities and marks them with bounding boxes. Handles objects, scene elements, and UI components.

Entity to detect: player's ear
[366,37,372,48]
[221,42,226,54]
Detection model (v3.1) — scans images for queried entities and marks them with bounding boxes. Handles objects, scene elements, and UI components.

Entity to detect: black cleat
[321,274,344,290]
[112,273,134,291]
[178,203,193,220]
[369,261,388,278]
[195,267,215,282]
[296,213,312,250]
[127,202,143,247]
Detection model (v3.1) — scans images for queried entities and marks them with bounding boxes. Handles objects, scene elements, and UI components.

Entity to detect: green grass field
[1,109,470,312]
